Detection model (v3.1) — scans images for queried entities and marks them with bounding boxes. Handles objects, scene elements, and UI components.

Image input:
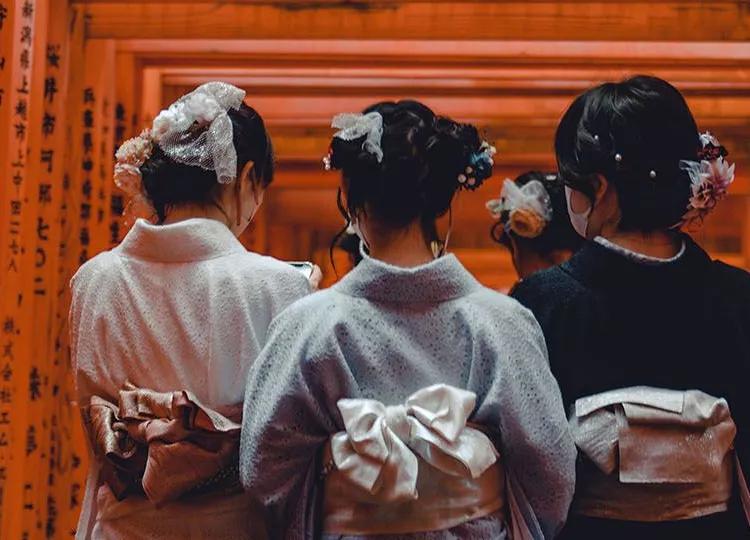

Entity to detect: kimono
[240,251,576,539]
[512,235,750,539]
[69,218,310,539]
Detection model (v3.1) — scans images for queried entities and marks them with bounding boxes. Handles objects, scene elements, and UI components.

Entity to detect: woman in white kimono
[69,82,313,539]
[240,100,576,539]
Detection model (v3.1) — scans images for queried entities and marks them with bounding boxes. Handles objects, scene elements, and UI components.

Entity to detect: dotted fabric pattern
[241,252,576,539]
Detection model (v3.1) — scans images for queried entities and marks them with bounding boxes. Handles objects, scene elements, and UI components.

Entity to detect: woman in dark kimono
[512,75,750,539]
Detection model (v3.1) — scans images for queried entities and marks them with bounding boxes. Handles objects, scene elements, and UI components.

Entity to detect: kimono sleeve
[239,302,355,538]
[472,302,576,539]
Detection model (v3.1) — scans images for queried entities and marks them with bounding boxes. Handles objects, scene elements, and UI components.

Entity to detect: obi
[569,386,748,522]
[321,383,538,538]
[82,383,242,506]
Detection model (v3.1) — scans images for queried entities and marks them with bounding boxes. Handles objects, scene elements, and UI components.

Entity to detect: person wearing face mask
[486,171,583,287]
[512,75,750,539]
[69,82,316,539]
[240,100,575,539]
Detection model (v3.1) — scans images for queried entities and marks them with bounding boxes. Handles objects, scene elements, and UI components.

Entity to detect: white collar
[116,218,245,263]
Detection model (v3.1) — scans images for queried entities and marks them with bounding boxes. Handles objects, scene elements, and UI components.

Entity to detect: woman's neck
[601,229,681,258]
[162,203,231,227]
[367,222,435,268]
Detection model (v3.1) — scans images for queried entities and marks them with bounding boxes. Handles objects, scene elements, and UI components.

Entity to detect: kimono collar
[117,218,246,263]
[335,252,483,303]
[563,234,712,290]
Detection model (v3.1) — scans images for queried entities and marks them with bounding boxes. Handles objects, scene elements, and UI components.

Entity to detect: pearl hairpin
[614,153,623,163]
[649,170,657,179]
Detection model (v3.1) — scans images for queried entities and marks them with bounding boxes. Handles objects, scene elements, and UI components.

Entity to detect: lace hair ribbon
[331,112,384,163]
[486,179,552,239]
[152,81,247,184]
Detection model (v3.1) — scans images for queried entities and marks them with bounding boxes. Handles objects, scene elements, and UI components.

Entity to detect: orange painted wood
[83,2,750,41]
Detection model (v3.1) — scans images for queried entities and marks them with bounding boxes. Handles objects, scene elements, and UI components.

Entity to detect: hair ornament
[322,150,332,171]
[113,128,156,226]
[677,131,735,229]
[649,170,657,179]
[331,112,384,163]
[614,153,623,163]
[152,81,246,184]
[486,178,552,239]
[460,141,496,191]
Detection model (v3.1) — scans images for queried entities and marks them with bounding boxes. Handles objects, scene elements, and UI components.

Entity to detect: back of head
[491,171,583,256]
[555,75,700,231]
[329,100,492,230]
[139,102,274,223]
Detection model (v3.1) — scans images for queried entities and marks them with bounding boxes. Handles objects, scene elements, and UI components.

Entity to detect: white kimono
[240,252,576,539]
[69,218,310,539]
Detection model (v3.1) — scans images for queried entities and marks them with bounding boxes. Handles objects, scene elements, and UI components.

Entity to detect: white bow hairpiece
[151,81,247,184]
[330,384,498,502]
[487,179,553,221]
[331,112,384,163]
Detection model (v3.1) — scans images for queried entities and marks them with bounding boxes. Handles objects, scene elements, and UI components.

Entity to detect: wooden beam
[116,39,750,67]
[84,3,750,41]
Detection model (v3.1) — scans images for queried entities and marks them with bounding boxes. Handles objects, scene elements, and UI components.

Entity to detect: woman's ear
[592,174,610,205]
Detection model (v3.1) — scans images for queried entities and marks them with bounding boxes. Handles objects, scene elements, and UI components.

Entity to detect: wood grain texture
[83,2,750,41]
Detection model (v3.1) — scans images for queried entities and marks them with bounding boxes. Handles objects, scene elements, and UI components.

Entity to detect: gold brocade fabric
[570,386,737,522]
[322,444,505,535]
[82,383,242,506]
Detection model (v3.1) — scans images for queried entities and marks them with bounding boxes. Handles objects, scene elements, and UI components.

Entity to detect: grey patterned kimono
[240,253,575,539]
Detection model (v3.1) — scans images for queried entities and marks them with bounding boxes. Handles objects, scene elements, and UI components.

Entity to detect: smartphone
[288,261,315,280]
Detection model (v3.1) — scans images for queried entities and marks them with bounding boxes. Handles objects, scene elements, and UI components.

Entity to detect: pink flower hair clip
[113,129,157,226]
[677,131,735,230]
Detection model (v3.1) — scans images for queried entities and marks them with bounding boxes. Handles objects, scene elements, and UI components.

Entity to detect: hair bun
[425,117,494,192]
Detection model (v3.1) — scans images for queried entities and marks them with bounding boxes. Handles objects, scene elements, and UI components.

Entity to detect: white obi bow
[330,384,498,502]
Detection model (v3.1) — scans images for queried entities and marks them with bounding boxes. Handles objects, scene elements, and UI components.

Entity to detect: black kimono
[512,235,750,540]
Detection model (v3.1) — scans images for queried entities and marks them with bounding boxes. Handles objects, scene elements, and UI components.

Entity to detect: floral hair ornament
[113,81,246,225]
[486,179,552,239]
[458,141,496,190]
[113,129,156,226]
[330,112,384,163]
[677,131,735,230]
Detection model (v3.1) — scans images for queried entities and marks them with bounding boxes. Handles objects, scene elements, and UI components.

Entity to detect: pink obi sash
[570,386,748,522]
[321,384,537,537]
[82,383,242,506]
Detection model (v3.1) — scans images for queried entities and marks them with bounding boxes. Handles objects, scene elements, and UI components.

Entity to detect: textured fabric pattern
[320,510,506,540]
[70,218,310,539]
[240,252,575,539]
[511,235,750,539]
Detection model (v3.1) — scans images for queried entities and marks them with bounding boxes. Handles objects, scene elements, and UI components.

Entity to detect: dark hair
[492,171,584,255]
[141,103,274,223]
[555,75,700,231]
[329,100,489,231]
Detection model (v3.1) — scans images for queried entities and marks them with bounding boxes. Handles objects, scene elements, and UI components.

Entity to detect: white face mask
[565,186,592,239]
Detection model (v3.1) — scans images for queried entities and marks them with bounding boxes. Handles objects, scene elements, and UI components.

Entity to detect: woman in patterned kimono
[512,75,750,539]
[240,100,576,539]
[70,82,314,539]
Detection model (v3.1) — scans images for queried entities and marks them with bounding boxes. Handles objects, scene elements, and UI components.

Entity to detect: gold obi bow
[82,383,241,506]
[570,386,740,521]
